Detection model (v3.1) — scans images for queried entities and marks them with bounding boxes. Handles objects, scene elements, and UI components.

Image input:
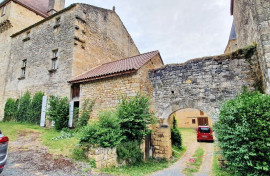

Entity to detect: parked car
[0,130,9,174]
[196,126,214,142]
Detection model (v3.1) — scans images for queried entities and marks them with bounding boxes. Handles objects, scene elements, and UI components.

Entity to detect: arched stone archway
[149,53,260,123]
[159,98,219,122]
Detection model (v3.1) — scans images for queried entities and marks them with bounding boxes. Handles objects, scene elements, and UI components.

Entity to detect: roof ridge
[100,50,159,67]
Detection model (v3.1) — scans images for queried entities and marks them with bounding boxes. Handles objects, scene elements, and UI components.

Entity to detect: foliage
[89,159,96,168]
[79,111,124,148]
[3,98,18,122]
[171,116,182,149]
[117,141,143,165]
[72,145,89,162]
[47,96,69,131]
[27,92,44,124]
[75,99,95,128]
[16,91,31,122]
[51,128,74,140]
[215,91,270,176]
[117,93,154,142]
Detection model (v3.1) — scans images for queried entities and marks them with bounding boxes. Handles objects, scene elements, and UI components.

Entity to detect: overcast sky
[66,0,233,64]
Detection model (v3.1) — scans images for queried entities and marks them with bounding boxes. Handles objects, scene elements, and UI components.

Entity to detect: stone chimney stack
[48,0,65,15]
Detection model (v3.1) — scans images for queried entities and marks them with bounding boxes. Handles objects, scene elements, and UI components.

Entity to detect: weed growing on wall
[75,99,95,128]
[47,96,69,131]
[215,90,270,176]
[171,115,182,149]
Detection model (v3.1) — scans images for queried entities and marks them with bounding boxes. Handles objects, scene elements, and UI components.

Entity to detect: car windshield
[199,127,210,133]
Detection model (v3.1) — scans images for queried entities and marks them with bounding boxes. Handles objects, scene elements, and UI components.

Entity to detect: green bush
[79,111,124,148]
[117,93,154,142]
[75,99,95,128]
[117,141,143,165]
[3,98,18,122]
[171,116,182,149]
[47,96,69,131]
[16,91,31,122]
[27,92,44,124]
[215,91,270,176]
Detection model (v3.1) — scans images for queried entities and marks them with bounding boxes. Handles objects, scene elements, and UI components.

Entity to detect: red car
[0,130,9,174]
[197,126,214,142]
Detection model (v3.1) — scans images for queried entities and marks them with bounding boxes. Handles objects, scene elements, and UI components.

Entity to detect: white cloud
[66,0,233,64]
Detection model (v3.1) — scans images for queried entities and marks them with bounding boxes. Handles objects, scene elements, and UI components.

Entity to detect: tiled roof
[17,0,49,17]
[69,50,160,84]
[0,0,49,17]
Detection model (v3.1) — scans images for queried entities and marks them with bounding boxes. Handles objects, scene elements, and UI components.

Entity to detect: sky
[66,0,233,64]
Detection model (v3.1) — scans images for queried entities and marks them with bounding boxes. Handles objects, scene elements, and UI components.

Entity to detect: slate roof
[0,0,49,17]
[69,50,161,84]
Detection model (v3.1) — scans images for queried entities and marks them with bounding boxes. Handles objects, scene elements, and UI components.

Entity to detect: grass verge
[183,147,204,176]
[0,122,78,157]
[101,146,186,176]
[212,145,235,176]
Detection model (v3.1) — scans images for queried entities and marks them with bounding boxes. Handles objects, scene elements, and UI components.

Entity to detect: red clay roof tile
[17,0,49,17]
[69,50,160,84]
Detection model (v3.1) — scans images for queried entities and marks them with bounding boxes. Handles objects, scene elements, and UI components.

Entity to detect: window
[56,17,61,25]
[2,5,6,16]
[53,49,58,58]
[198,127,210,133]
[192,119,196,124]
[50,49,58,71]
[21,60,27,77]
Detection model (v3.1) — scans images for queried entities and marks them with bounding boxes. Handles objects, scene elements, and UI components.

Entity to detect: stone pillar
[152,120,172,160]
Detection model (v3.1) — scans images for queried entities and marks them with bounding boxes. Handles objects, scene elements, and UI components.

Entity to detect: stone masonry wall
[79,54,163,119]
[0,1,45,118]
[87,147,117,169]
[149,49,261,121]
[2,6,76,107]
[233,0,270,94]
[72,4,140,77]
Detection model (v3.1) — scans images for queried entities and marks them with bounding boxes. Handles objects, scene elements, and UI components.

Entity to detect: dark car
[0,130,9,174]
[196,126,214,142]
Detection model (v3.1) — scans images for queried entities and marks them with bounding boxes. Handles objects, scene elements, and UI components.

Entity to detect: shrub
[75,99,95,128]
[27,92,44,124]
[215,91,270,176]
[3,98,17,122]
[47,96,69,131]
[16,91,31,122]
[79,111,124,148]
[117,141,143,165]
[117,93,154,142]
[171,116,182,149]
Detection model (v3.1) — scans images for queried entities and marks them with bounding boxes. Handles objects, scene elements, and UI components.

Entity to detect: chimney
[48,0,65,15]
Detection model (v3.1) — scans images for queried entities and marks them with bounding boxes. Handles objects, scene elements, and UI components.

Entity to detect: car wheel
[197,140,200,142]
[0,168,3,174]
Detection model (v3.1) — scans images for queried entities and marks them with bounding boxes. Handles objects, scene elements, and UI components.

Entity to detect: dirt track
[1,130,108,176]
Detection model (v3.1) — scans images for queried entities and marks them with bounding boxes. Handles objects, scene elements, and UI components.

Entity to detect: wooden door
[198,117,208,126]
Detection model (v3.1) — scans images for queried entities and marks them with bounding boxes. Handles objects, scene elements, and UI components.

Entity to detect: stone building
[226,0,270,94]
[0,0,143,118]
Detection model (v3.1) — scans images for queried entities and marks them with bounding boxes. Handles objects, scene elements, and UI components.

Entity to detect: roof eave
[68,69,137,84]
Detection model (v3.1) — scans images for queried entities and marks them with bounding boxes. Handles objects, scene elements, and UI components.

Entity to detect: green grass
[101,146,186,176]
[183,147,204,176]
[212,145,235,176]
[0,122,78,157]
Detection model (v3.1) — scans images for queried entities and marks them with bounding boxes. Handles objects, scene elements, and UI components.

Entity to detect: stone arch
[156,98,219,123]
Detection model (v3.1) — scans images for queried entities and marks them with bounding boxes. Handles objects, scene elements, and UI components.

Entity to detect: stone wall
[0,3,142,119]
[152,125,172,160]
[0,1,45,118]
[149,48,261,121]
[87,147,117,169]
[233,0,270,93]
[72,4,140,77]
[80,54,163,118]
